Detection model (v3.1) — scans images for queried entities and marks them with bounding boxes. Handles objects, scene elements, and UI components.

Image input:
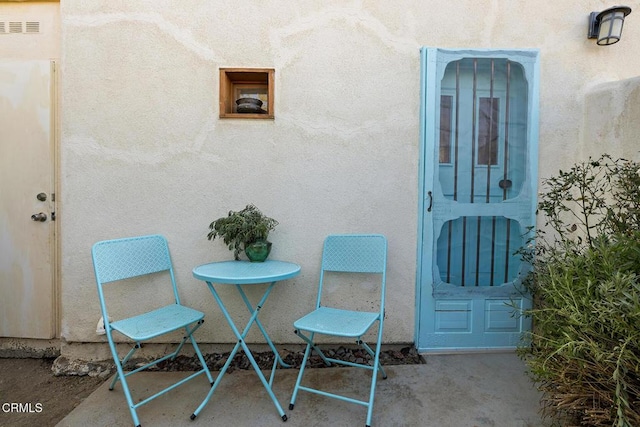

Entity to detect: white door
[0,60,56,338]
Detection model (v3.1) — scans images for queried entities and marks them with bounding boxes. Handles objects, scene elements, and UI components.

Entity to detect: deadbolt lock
[36,192,47,201]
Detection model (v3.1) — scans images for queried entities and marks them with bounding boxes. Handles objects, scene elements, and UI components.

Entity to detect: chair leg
[365,352,379,427]
[365,324,385,427]
[186,327,214,385]
[173,319,205,362]
[294,329,332,366]
[106,323,212,427]
[358,339,387,380]
[109,342,141,390]
[289,332,315,410]
[106,337,142,427]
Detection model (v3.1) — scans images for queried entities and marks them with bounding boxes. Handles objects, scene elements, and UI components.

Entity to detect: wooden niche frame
[219,68,274,119]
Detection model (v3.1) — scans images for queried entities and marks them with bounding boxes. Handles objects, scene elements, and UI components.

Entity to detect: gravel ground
[150,345,425,373]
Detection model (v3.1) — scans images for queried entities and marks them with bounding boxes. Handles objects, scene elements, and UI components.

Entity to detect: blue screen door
[417,48,539,352]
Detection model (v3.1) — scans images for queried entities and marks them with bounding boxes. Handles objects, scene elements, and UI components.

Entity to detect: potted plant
[207,204,279,262]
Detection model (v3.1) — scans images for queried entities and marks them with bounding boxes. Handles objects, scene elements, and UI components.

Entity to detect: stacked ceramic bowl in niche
[236,97,265,114]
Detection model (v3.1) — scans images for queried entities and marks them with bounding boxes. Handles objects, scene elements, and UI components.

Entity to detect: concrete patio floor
[57,352,548,427]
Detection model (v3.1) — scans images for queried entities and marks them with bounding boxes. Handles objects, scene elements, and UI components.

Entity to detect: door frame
[415,47,540,352]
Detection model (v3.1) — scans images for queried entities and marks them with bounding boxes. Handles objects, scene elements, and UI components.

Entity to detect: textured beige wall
[583,76,640,161]
[57,1,640,352]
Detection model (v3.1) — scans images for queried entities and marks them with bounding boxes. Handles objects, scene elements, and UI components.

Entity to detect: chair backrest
[93,234,173,282]
[318,234,387,311]
[92,234,180,310]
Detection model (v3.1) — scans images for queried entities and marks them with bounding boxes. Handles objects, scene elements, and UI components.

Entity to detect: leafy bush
[519,155,640,426]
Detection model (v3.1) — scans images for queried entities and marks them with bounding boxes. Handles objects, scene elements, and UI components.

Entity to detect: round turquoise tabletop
[193,260,301,284]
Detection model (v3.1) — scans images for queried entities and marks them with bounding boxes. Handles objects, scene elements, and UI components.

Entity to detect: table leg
[191,281,288,422]
[236,333,288,421]
[236,283,292,370]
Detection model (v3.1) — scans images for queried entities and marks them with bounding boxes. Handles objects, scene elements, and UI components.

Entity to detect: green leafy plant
[519,155,640,426]
[207,204,278,261]
[535,154,640,248]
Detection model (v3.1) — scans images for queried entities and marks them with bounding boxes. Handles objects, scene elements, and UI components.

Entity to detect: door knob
[31,212,47,222]
[498,179,512,189]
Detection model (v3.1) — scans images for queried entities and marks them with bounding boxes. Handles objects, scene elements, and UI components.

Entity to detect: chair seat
[293,306,379,338]
[111,304,205,341]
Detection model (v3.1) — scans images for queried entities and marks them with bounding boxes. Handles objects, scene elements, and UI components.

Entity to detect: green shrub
[519,155,640,426]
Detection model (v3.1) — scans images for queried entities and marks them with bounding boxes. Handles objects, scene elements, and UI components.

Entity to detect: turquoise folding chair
[289,234,388,427]
[92,234,214,427]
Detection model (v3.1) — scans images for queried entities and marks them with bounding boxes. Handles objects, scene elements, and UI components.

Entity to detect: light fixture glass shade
[596,6,632,45]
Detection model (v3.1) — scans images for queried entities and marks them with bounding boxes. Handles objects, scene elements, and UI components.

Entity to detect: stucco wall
[58,1,640,354]
[583,76,640,161]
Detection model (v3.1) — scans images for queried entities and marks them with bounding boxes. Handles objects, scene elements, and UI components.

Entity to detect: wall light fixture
[588,6,632,45]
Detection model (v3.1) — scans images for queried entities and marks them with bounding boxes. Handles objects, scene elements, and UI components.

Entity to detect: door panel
[417,49,539,352]
[0,60,56,338]
[437,216,523,287]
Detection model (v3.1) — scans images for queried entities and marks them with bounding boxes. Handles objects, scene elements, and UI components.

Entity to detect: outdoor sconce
[588,6,632,45]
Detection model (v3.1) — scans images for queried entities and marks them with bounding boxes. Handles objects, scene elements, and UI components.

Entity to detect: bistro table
[190,259,301,422]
